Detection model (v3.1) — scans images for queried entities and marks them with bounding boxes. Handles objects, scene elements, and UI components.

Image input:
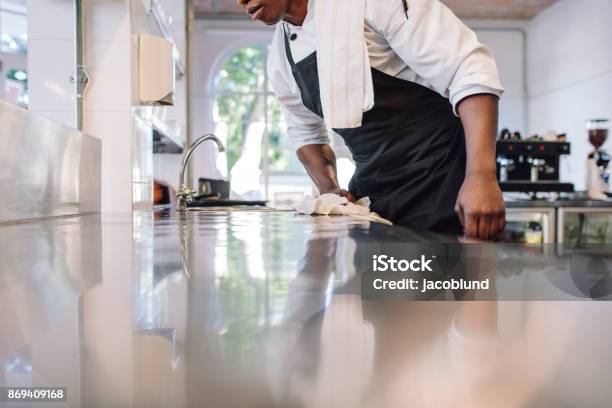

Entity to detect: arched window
[211,44,312,204]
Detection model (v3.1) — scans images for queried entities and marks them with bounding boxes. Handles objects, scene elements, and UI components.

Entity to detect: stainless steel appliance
[496,140,574,194]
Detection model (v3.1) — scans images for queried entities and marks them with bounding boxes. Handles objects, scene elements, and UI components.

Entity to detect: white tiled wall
[28,0,75,41]
[83,40,132,113]
[527,0,612,190]
[71,0,191,212]
[28,40,75,112]
[26,0,76,128]
[26,0,145,213]
[133,113,154,185]
[83,0,131,43]
[81,0,136,212]
[84,112,133,184]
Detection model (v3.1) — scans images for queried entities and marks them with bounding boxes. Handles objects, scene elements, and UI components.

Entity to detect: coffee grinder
[586,119,611,200]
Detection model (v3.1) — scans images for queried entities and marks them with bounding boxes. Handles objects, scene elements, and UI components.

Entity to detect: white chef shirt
[267,0,505,150]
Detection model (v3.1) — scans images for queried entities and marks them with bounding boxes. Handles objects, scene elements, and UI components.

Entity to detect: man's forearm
[455,93,506,240]
[296,144,340,193]
[457,94,499,177]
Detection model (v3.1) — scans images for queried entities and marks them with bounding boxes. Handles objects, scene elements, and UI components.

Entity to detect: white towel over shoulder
[314,0,374,129]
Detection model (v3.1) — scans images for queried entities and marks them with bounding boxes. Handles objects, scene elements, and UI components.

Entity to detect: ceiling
[194,0,558,20]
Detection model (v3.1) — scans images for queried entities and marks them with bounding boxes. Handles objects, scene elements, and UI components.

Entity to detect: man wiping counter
[237,0,506,240]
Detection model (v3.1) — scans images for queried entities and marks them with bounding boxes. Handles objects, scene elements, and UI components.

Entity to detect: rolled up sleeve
[371,0,504,115]
[276,89,330,150]
[267,38,330,150]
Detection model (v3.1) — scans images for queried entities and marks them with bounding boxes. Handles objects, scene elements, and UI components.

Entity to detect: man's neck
[284,0,308,26]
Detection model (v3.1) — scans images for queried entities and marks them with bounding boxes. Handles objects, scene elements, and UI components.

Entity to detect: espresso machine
[496,137,574,194]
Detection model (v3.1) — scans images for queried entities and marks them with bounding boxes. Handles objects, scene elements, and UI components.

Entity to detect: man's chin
[254,9,283,26]
[262,15,283,25]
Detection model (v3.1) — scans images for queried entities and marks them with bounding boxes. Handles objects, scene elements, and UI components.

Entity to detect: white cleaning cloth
[314,0,374,129]
[294,194,392,225]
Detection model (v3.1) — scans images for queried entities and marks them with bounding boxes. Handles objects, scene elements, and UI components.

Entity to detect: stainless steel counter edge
[0,101,101,223]
[506,200,612,208]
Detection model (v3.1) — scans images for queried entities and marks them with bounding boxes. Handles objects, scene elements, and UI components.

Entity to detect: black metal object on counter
[198,178,231,199]
[500,181,575,193]
[496,140,574,193]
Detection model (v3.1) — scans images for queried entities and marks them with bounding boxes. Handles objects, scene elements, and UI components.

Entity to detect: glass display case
[558,207,612,247]
[504,207,556,245]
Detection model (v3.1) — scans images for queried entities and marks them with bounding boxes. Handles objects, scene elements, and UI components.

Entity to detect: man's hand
[455,173,505,240]
[322,187,356,203]
[297,144,350,199]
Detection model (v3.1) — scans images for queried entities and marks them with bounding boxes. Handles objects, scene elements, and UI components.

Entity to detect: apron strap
[282,24,297,69]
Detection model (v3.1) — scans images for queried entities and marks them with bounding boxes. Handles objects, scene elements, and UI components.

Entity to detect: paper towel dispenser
[137,33,175,106]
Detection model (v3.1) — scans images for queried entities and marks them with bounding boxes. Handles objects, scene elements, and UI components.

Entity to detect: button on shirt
[267,0,505,150]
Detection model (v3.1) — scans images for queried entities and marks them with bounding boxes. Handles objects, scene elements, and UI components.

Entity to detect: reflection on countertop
[1,210,611,407]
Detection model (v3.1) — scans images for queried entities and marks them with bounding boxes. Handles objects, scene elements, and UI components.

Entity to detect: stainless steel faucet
[177,134,225,210]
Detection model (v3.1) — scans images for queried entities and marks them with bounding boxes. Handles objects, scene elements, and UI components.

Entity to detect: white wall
[469,20,528,136]
[80,0,136,212]
[27,0,76,127]
[527,0,612,190]
[26,0,144,212]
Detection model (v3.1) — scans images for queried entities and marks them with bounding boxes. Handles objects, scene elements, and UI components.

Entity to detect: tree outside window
[212,44,312,203]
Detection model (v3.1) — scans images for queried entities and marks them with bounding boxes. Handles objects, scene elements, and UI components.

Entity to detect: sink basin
[184,198,292,212]
[187,198,268,208]
[185,206,291,213]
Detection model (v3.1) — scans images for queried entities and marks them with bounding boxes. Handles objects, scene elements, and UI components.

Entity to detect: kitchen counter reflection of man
[239,0,506,240]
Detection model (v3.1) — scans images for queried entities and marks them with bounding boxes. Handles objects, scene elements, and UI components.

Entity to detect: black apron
[283,27,467,235]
